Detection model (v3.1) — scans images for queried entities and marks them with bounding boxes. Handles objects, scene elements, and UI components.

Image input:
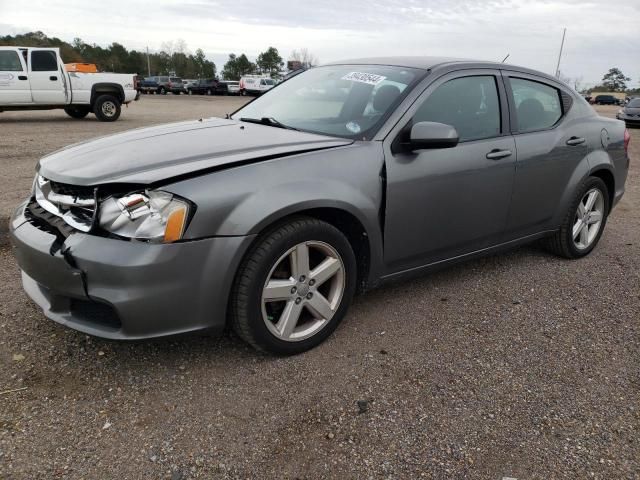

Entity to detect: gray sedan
[10,57,630,354]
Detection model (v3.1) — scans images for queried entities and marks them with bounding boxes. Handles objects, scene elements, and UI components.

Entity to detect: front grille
[34,175,96,233]
[48,180,95,198]
[25,199,75,238]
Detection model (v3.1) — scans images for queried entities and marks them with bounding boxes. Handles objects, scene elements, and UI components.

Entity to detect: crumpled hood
[38,117,353,186]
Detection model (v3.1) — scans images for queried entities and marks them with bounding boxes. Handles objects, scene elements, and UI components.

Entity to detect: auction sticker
[341,72,386,86]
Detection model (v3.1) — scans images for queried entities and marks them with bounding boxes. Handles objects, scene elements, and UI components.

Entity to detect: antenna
[555,28,566,78]
[501,54,510,63]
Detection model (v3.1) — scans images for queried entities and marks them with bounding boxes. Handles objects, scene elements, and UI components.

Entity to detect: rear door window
[509,78,562,132]
[0,51,24,71]
[31,50,58,72]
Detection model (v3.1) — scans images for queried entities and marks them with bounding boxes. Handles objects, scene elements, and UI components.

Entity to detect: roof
[324,56,569,89]
[325,56,478,70]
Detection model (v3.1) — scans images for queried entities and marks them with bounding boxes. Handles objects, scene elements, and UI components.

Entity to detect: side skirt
[377,230,556,285]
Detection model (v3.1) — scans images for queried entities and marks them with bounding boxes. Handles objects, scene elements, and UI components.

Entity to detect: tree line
[0,31,317,81]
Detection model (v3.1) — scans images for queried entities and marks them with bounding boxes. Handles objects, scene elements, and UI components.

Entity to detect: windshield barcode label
[341,72,386,85]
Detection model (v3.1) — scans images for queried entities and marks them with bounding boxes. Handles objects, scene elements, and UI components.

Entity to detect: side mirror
[409,121,459,150]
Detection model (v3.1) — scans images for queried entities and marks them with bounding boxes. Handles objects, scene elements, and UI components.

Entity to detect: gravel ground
[0,98,638,479]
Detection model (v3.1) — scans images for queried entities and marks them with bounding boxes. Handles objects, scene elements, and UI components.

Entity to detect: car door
[0,48,32,104]
[501,71,589,238]
[383,70,516,271]
[28,48,66,104]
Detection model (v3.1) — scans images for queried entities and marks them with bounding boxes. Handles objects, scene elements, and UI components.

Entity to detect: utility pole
[555,28,566,78]
[146,47,151,76]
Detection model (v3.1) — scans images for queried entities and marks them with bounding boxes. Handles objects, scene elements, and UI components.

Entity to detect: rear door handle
[566,136,586,146]
[486,149,512,160]
[18,75,28,80]
[49,76,58,81]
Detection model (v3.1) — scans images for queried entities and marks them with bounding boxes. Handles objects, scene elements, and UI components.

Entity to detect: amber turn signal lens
[163,206,187,243]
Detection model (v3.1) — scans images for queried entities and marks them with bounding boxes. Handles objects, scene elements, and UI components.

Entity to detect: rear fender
[90,83,125,105]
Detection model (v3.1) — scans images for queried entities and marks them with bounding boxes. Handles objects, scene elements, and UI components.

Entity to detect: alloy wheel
[573,188,604,250]
[261,241,345,342]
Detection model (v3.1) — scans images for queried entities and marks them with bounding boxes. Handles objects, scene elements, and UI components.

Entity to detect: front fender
[164,143,386,277]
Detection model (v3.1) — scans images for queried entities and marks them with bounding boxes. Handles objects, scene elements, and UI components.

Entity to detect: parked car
[187,78,221,95]
[10,57,630,354]
[0,46,138,121]
[593,94,620,105]
[138,76,159,94]
[220,80,240,95]
[168,76,185,94]
[239,75,276,95]
[183,79,198,90]
[616,97,640,127]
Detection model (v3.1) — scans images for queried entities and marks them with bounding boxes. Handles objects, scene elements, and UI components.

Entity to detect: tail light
[624,128,631,155]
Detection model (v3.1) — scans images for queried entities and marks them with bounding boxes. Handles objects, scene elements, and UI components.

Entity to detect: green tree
[256,46,284,79]
[222,53,255,80]
[601,68,631,92]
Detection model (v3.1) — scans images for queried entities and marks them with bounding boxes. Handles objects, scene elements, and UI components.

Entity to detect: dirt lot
[0,98,638,479]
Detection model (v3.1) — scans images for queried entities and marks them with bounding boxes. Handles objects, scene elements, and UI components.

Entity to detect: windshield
[628,99,640,108]
[232,65,423,139]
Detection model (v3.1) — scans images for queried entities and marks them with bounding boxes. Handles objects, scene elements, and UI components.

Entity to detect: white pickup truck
[0,46,138,121]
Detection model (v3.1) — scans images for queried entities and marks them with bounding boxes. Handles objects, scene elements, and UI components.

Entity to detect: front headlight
[99,190,190,243]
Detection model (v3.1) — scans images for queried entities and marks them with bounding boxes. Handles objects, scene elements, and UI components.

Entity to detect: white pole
[146,47,151,76]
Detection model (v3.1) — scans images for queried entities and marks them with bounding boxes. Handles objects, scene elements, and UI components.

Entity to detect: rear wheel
[93,94,121,122]
[230,217,357,355]
[64,106,90,119]
[544,177,609,259]
[159,87,166,95]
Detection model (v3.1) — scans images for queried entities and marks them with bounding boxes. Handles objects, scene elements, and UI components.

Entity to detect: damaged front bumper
[9,199,254,339]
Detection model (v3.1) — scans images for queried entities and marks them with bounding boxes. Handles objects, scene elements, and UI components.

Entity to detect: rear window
[170,77,182,82]
[31,50,58,72]
[0,51,23,71]
[510,78,562,132]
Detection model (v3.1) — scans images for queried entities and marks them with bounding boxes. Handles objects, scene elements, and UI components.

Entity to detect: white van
[239,75,276,96]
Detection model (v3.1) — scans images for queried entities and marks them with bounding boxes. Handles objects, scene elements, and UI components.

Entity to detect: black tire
[206,88,212,96]
[230,217,357,355]
[93,94,121,122]
[544,176,609,259]
[159,87,166,95]
[64,106,90,119]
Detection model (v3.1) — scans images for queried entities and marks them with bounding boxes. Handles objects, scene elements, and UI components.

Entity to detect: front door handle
[18,75,28,80]
[486,149,512,160]
[49,76,58,81]
[566,136,586,146]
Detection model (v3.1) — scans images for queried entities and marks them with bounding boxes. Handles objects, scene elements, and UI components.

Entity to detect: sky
[1,0,638,89]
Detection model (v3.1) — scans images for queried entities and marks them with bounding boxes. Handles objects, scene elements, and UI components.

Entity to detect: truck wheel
[159,87,167,95]
[64,106,90,119]
[93,95,121,122]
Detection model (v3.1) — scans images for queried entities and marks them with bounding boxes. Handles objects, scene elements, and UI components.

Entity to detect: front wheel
[93,95,121,122]
[230,217,357,355]
[544,176,609,258]
[64,106,90,119]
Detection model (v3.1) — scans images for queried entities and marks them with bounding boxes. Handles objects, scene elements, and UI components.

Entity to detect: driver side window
[413,75,501,142]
